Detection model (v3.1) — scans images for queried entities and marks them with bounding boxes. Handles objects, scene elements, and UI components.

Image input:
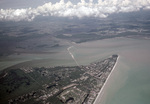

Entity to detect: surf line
[93,55,120,104]
[67,46,79,66]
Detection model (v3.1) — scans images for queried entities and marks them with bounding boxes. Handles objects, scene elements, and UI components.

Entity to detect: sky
[0,0,150,21]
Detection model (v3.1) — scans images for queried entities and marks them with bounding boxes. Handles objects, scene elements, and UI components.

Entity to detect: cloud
[0,0,150,21]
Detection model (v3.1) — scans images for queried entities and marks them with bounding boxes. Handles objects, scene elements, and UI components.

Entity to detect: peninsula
[0,55,118,104]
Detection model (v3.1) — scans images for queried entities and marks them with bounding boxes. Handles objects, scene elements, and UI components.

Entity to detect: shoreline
[93,55,120,104]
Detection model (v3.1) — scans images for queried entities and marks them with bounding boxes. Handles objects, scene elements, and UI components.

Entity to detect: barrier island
[0,55,118,104]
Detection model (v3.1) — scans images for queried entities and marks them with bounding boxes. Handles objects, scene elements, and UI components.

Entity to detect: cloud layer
[0,0,150,21]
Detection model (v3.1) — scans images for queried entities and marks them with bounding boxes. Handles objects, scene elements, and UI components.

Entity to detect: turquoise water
[104,59,150,104]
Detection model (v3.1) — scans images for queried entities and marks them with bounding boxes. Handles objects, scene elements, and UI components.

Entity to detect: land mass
[0,55,118,104]
[1,11,150,57]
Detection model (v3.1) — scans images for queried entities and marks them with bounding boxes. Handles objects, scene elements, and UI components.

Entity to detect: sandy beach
[93,55,120,104]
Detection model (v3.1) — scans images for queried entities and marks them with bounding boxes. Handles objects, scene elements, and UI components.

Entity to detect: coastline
[93,55,120,104]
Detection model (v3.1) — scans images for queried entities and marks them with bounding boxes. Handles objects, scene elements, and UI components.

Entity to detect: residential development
[0,55,118,104]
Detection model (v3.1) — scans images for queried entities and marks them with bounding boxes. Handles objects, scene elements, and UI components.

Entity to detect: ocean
[75,37,150,104]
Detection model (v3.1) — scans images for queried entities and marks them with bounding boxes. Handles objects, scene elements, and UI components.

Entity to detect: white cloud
[0,0,150,21]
